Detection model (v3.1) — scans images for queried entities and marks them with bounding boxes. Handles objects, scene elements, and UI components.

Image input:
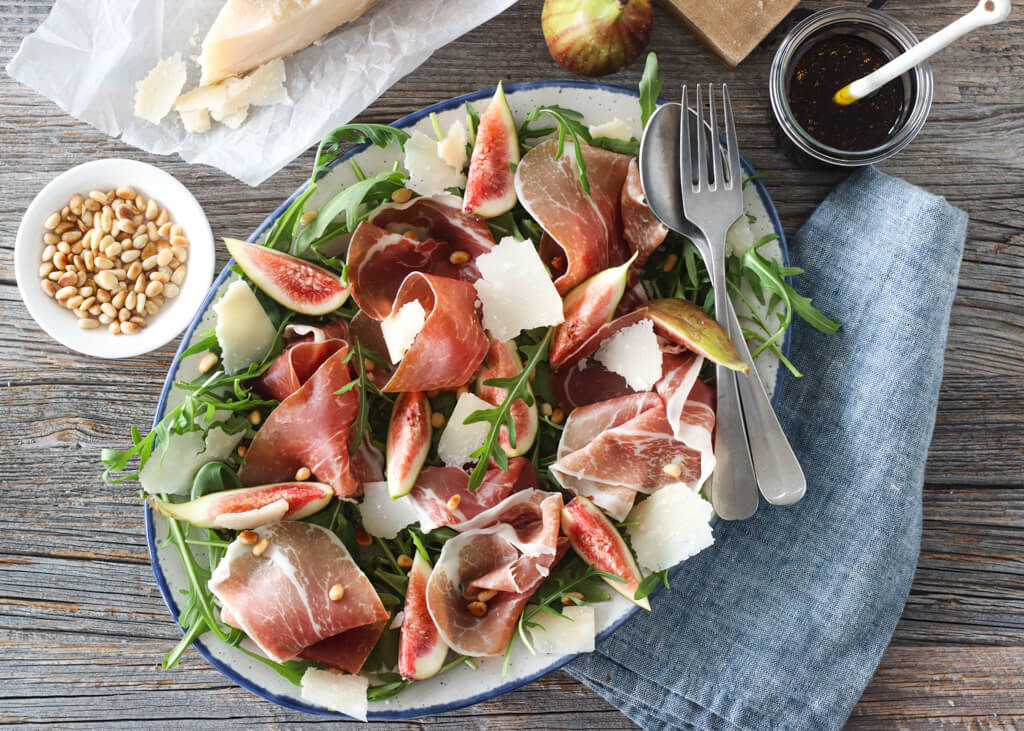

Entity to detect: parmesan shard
[358,481,418,539]
[214,279,277,375]
[527,604,596,654]
[626,483,714,573]
[594,319,663,392]
[199,0,382,86]
[174,58,289,133]
[300,667,369,721]
[380,299,427,364]
[404,130,467,198]
[474,236,565,341]
[437,392,493,468]
[179,108,212,134]
[135,53,188,124]
[588,118,634,142]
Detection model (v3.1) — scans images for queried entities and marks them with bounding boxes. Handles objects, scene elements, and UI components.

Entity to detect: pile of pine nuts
[38,187,189,335]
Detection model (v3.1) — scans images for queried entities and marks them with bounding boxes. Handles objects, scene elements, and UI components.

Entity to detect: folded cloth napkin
[566,166,968,730]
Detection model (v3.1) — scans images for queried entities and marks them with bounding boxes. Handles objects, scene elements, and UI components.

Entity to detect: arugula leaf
[264,186,318,252]
[638,52,663,129]
[463,328,553,491]
[634,569,671,601]
[311,124,410,184]
[520,107,594,197]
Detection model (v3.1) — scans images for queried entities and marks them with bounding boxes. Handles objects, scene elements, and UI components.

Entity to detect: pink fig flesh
[476,339,538,457]
[542,0,653,77]
[463,83,520,218]
[148,481,334,530]
[642,298,749,374]
[399,551,449,680]
[386,391,432,498]
[561,496,650,610]
[225,238,349,316]
[550,253,636,369]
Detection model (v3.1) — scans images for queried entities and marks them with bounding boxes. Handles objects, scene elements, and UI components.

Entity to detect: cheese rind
[474,236,565,341]
[135,53,188,124]
[199,0,381,86]
[626,483,714,573]
[437,392,493,467]
[214,279,277,375]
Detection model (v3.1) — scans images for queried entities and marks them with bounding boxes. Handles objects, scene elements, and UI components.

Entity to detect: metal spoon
[639,101,806,508]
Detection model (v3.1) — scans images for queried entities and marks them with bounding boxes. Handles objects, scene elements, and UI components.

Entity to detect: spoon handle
[726,300,807,505]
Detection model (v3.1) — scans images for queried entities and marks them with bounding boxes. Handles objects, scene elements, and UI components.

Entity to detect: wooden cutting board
[656,0,801,68]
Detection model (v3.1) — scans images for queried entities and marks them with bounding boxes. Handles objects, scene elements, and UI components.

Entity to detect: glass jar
[769,7,934,167]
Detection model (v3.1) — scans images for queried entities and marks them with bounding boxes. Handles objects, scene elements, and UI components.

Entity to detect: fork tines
[680,83,742,194]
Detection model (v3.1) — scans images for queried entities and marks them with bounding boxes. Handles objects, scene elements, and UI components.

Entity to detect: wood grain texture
[1,0,1022,728]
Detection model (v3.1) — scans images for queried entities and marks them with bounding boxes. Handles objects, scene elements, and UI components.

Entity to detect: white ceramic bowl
[15,159,215,358]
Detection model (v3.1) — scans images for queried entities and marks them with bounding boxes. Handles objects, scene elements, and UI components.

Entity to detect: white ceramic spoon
[834,0,1012,105]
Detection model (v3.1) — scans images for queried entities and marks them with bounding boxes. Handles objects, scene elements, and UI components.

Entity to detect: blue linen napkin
[566,166,968,730]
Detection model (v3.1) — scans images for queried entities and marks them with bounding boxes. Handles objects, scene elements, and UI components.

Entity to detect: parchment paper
[7,0,518,185]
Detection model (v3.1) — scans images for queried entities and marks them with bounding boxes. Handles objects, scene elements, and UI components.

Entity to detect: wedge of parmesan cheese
[380,299,427,364]
[588,118,634,142]
[300,668,369,722]
[404,130,467,197]
[594,319,663,391]
[135,53,188,124]
[358,481,418,539]
[726,213,755,258]
[438,392,493,467]
[527,605,596,654]
[174,58,288,132]
[199,0,381,86]
[437,121,468,173]
[214,279,277,375]
[140,426,245,496]
[626,483,714,573]
[474,237,565,341]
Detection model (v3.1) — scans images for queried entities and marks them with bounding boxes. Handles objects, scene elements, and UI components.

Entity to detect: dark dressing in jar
[787,35,905,151]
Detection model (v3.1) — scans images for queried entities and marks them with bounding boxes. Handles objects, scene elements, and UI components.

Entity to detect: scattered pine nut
[404,230,420,242]
[251,537,270,557]
[449,250,471,265]
[467,601,488,617]
[197,352,218,374]
[248,409,262,426]
[663,253,679,273]
[329,583,345,601]
[355,528,373,546]
[396,554,414,569]
[446,494,461,511]
[540,402,553,417]
[477,589,498,602]
[430,412,446,429]
[363,357,376,372]
[238,530,259,545]
[561,591,586,605]
[300,209,318,226]
[662,463,683,478]
[551,407,565,424]
[236,445,248,458]
[294,466,312,481]
[391,187,412,203]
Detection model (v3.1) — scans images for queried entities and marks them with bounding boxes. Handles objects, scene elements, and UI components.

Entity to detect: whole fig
[542,0,653,77]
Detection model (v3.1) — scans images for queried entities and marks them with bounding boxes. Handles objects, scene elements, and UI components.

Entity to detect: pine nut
[446,494,461,511]
[95,271,118,290]
[88,190,108,204]
[467,601,488,617]
[43,233,60,245]
[449,250,471,265]
[238,530,259,545]
[150,271,169,283]
[391,187,412,203]
[77,318,100,330]
[126,261,142,279]
[62,230,82,244]
[477,589,498,602]
[431,412,446,429]
[125,291,137,311]
[147,222,160,240]
[197,352,218,374]
[248,410,262,426]
[170,236,190,249]
[145,199,159,220]
[120,321,140,334]
[119,219,137,235]
[155,208,169,227]
[100,207,113,233]
[170,224,183,239]
[55,286,76,300]
[132,234,149,250]
[96,289,111,304]
[79,286,94,297]
[55,221,74,234]
[80,295,96,310]
[294,466,311,481]
[142,255,159,270]
[134,274,146,293]
[47,271,61,281]
[94,256,114,270]
[108,322,121,335]
[121,249,140,263]
[662,463,683,478]
[171,265,187,285]
[329,584,345,601]
[251,538,270,557]
[39,262,54,278]
[110,291,126,308]
[396,554,414,569]
[130,315,147,328]
[116,186,136,200]
[118,308,131,322]
[44,212,61,229]
[66,295,84,310]
[104,241,123,258]
[145,300,158,315]
[88,304,101,316]
[42,244,56,261]
[41,280,57,297]
[163,283,180,298]
[76,271,87,287]
[157,249,173,267]
[85,199,100,211]
[172,246,188,263]
[142,242,158,259]
[70,194,84,209]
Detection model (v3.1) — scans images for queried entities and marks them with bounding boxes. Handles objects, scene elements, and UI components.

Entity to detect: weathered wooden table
[2,0,1022,727]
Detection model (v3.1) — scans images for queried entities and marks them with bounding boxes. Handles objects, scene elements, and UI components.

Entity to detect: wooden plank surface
[1,0,1022,728]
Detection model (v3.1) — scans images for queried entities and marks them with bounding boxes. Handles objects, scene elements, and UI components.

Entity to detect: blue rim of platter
[145,79,793,720]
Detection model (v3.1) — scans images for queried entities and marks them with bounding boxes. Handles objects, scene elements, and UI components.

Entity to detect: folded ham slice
[516,139,632,295]
[256,321,349,402]
[369,194,496,259]
[210,521,387,663]
[381,272,488,393]
[425,489,563,656]
[408,457,539,532]
[620,158,669,265]
[551,354,715,520]
[551,357,636,413]
[240,341,360,497]
[299,620,387,674]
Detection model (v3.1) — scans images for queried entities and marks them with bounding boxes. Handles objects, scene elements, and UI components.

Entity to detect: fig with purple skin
[542,0,653,77]
[476,339,539,457]
[386,391,432,498]
[463,83,520,218]
[641,298,749,374]
[562,495,650,610]
[399,551,449,680]
[550,252,636,369]
[148,481,334,530]
[225,238,349,316]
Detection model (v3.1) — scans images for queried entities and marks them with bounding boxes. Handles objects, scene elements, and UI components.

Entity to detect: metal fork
[680,83,806,518]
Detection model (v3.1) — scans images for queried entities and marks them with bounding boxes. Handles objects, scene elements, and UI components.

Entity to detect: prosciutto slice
[620,159,669,265]
[516,139,632,294]
[551,357,636,413]
[408,458,539,532]
[346,221,458,320]
[300,620,387,674]
[210,521,387,662]
[240,343,361,497]
[369,194,496,258]
[382,272,488,393]
[425,490,563,656]
[256,321,349,402]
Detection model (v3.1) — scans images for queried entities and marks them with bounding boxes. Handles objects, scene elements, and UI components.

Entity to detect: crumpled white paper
[7,0,518,186]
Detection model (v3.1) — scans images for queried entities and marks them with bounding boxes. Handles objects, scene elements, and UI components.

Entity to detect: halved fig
[561,496,650,610]
[148,481,334,530]
[641,298,748,374]
[386,391,432,498]
[398,551,449,680]
[225,238,349,315]
[550,252,636,369]
[463,82,519,218]
[476,339,538,457]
